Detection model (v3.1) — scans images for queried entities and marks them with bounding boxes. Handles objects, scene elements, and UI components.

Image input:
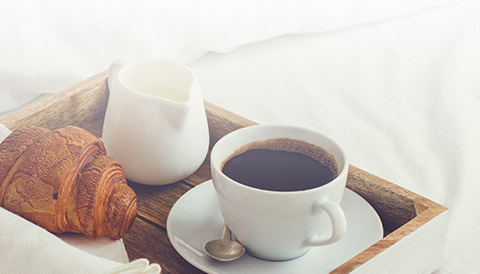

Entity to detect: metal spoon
[204,224,245,262]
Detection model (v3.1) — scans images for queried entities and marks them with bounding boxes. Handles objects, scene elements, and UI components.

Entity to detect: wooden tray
[1,71,448,273]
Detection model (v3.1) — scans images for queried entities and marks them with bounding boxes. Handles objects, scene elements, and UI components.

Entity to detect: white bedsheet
[192,3,480,273]
[1,0,479,273]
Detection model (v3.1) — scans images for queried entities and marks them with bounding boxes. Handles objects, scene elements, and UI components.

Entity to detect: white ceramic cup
[102,58,209,185]
[210,125,348,261]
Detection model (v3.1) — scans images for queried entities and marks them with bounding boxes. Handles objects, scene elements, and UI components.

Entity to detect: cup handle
[305,199,347,246]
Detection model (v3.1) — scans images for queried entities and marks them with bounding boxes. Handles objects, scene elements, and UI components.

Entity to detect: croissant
[0,126,137,239]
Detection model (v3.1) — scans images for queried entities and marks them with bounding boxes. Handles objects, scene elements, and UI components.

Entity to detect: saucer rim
[166,180,383,274]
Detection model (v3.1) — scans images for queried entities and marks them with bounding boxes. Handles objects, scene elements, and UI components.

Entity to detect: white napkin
[0,123,10,143]
[0,123,161,274]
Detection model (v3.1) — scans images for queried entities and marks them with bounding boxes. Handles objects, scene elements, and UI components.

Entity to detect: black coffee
[221,138,338,191]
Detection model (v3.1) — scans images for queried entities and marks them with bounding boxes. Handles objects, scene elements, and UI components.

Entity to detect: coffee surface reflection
[221,138,338,192]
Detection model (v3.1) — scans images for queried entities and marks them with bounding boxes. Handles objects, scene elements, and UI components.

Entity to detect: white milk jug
[102,58,209,185]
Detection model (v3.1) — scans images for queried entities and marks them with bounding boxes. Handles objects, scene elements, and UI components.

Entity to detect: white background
[1,0,479,273]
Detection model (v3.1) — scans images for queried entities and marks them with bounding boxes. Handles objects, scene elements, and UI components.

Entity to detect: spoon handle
[220,224,232,240]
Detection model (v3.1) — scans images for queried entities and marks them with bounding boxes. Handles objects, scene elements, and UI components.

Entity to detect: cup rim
[211,124,349,195]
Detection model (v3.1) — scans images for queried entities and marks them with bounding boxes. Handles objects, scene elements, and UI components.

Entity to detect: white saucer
[166,180,383,274]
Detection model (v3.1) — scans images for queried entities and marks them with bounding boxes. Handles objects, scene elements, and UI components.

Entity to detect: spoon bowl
[204,224,245,262]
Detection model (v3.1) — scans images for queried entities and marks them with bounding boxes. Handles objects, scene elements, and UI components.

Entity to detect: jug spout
[108,58,132,89]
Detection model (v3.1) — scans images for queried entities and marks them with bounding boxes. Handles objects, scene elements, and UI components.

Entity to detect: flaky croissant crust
[0,126,137,239]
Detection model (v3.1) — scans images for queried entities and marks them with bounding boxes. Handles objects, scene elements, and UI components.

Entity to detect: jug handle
[108,58,131,89]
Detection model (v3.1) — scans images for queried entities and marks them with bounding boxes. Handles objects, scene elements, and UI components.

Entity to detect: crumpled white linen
[1,0,479,273]
[0,0,466,113]
[190,1,480,273]
[0,124,161,274]
[0,123,9,143]
[0,208,160,274]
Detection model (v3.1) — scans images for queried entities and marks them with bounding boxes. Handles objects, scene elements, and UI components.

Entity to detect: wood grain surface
[1,71,448,273]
